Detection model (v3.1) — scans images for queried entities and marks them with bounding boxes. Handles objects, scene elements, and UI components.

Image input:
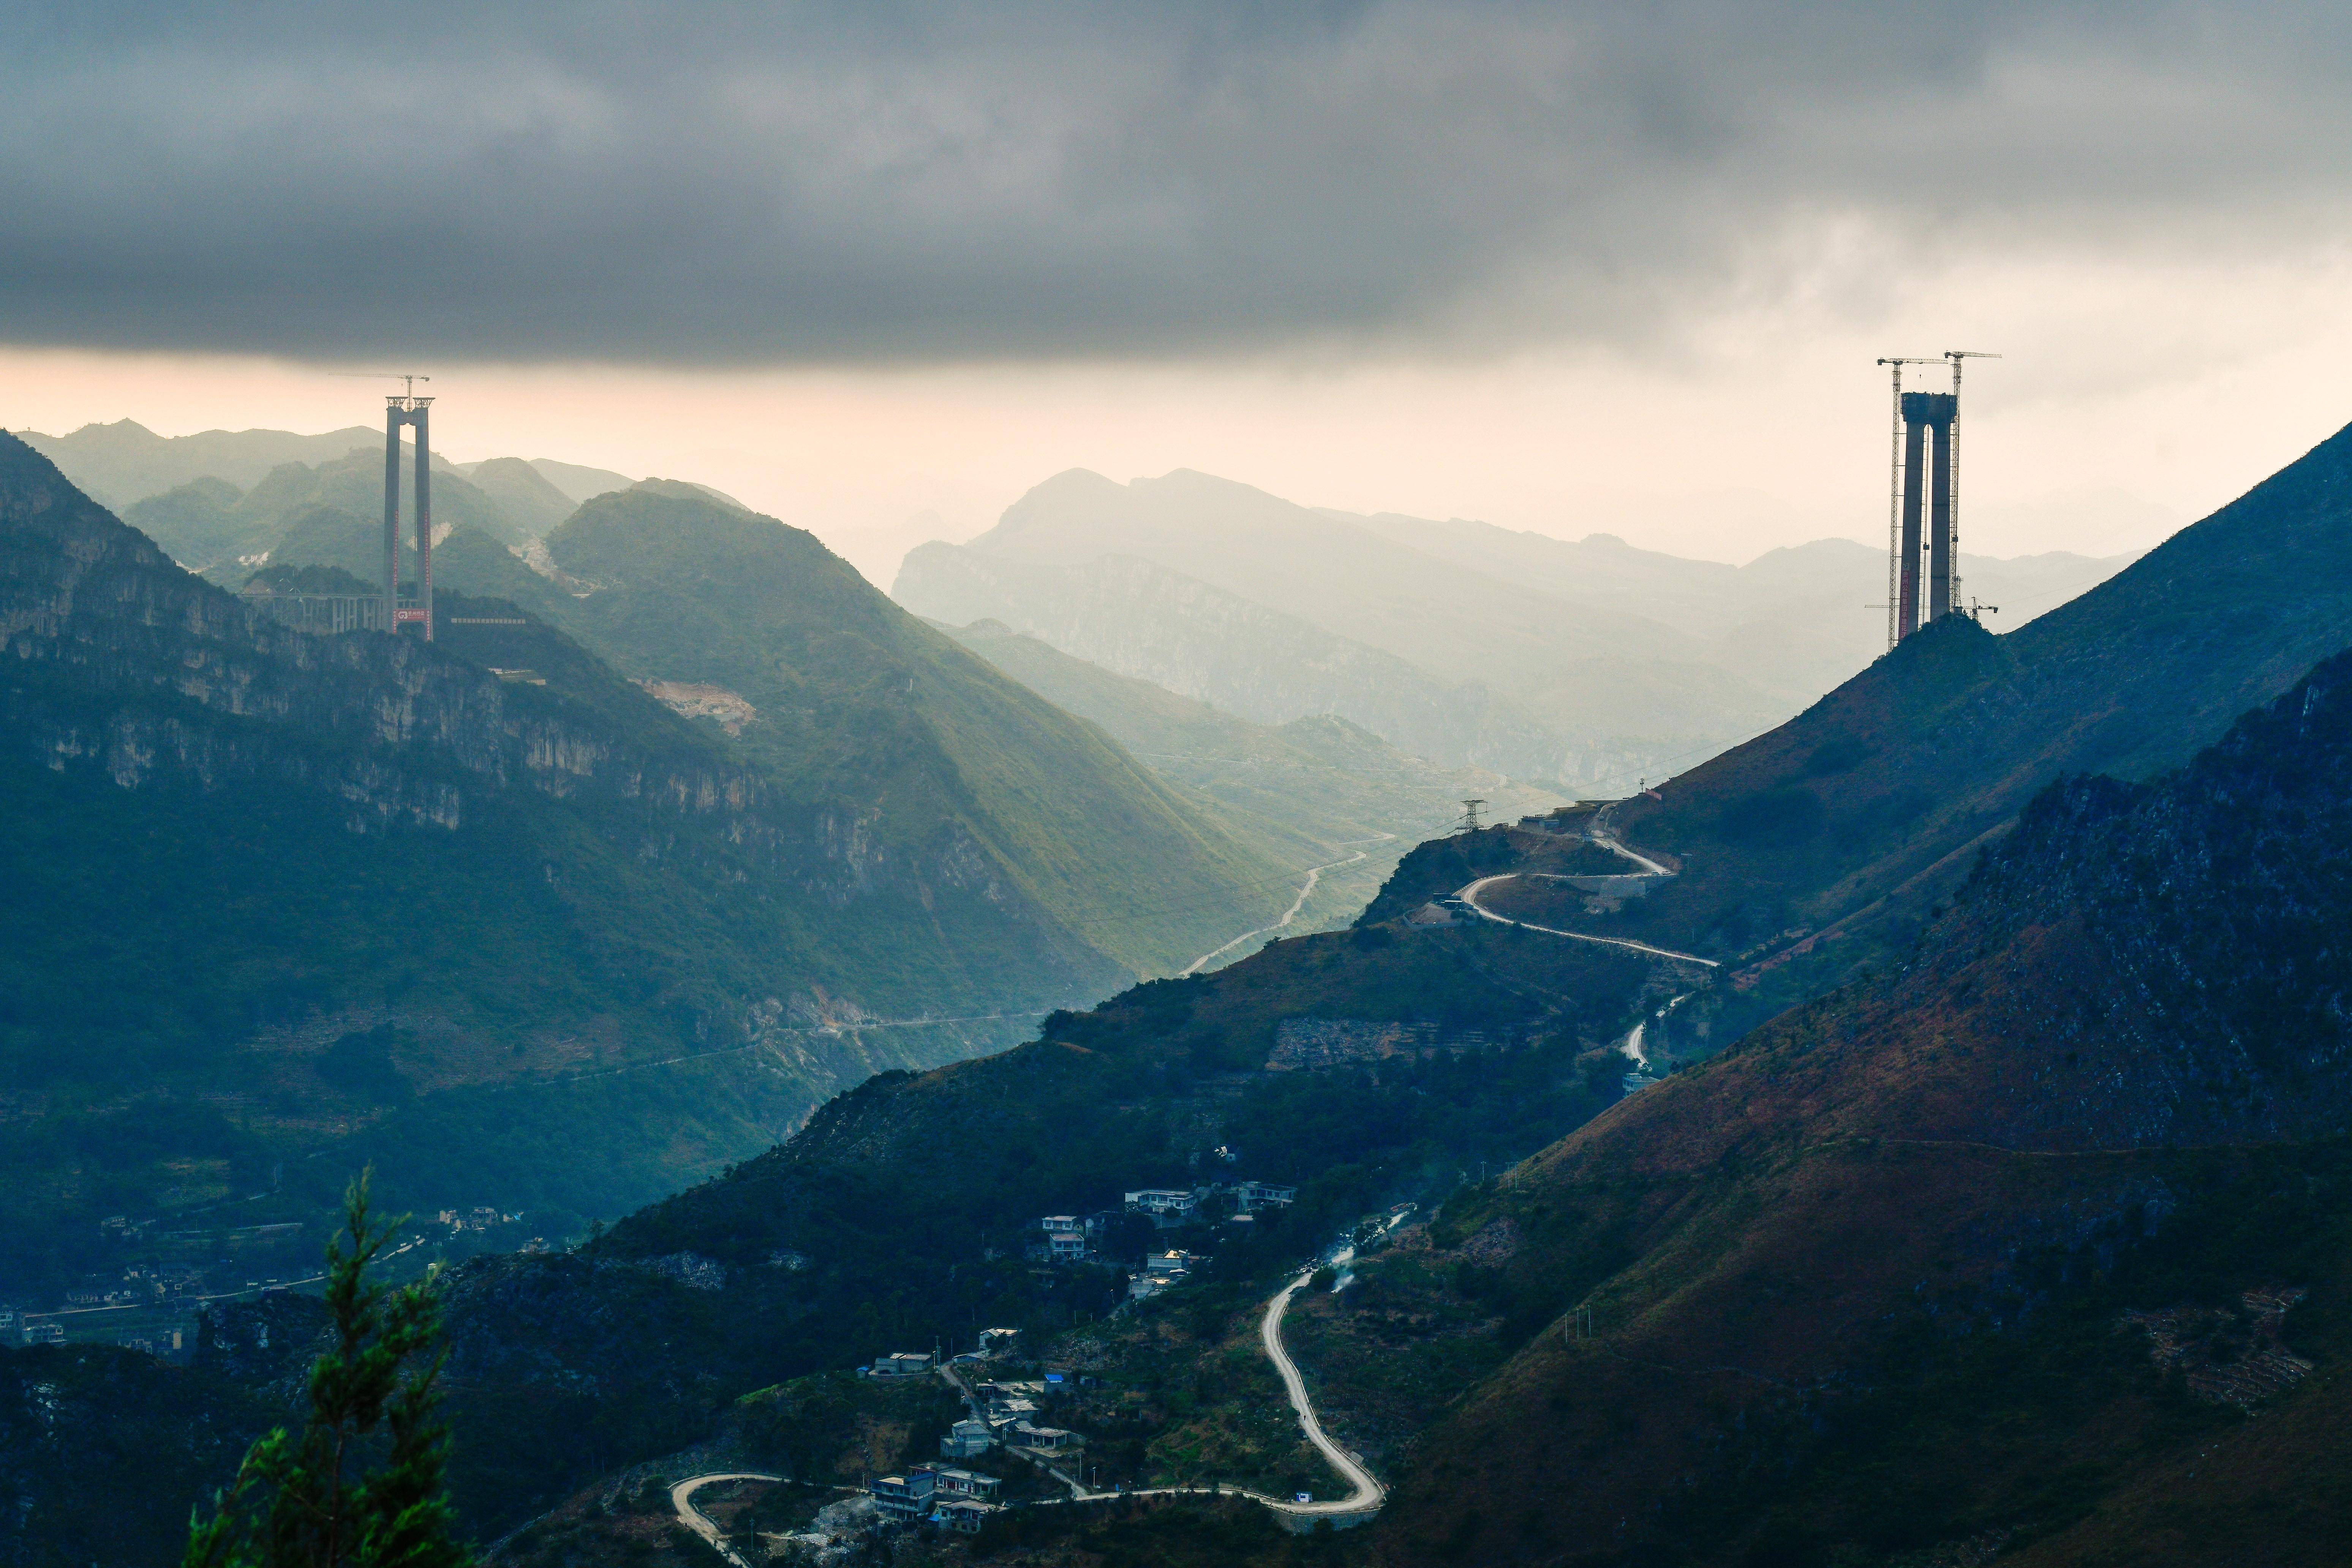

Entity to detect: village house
[1036,1215,1091,1262]
[985,1394,1041,1429]
[929,1497,996,1534]
[940,1418,996,1458]
[868,1350,934,1377]
[934,1468,1001,1501]
[868,1468,937,1521]
[1008,1421,1082,1457]
[1123,1188,1203,1227]
[1234,1180,1297,1212]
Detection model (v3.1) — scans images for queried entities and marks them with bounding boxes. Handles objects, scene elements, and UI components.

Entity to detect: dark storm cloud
[2,2,2348,364]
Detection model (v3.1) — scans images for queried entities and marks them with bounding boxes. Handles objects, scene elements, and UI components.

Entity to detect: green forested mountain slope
[122,446,531,579]
[115,475,244,571]
[459,455,578,535]
[0,433,1120,1296]
[944,617,1565,924]
[0,901,1653,1558]
[428,484,1305,978]
[438,918,1646,1530]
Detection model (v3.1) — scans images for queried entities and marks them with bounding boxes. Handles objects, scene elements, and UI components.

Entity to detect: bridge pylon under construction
[1876,351,1997,647]
[383,391,435,639]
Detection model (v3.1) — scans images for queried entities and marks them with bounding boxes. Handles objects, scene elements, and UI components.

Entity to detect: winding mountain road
[1456,875,1718,967]
[1576,801,1674,875]
[1454,812,1717,967]
[1181,833,1396,977]
[1257,1265,1386,1519]
[921,1266,1385,1527]
[670,1474,780,1568]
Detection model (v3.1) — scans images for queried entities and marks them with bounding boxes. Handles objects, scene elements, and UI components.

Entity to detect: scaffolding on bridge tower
[1874,351,1997,648]
[380,375,435,640]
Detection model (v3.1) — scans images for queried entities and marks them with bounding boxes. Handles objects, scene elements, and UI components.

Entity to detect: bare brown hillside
[1375,643,2352,1567]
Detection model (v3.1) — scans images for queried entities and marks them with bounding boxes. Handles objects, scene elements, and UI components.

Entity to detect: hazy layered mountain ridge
[21,418,637,520]
[21,419,647,582]
[900,547,1650,784]
[894,467,2135,793]
[18,419,386,508]
[1346,512,2140,701]
[944,618,1568,928]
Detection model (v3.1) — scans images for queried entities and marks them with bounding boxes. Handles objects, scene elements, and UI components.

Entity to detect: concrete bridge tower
[1878,351,1995,645]
[1897,390,1958,635]
[382,389,435,639]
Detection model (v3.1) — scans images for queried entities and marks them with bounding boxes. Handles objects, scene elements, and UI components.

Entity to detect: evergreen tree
[186,1173,472,1568]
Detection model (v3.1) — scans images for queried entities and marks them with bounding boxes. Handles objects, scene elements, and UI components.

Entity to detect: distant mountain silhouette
[19,418,383,508]
[895,466,2132,793]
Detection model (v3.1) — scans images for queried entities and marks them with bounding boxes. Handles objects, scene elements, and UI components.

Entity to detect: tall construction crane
[331,371,430,400]
[1942,351,2001,621]
[1874,357,1943,649]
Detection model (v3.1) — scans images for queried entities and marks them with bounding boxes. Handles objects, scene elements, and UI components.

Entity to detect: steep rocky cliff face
[0,432,1116,1293]
[8,451,741,834]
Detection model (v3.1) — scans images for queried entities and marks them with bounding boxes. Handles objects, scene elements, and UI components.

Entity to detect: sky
[8,2,2352,583]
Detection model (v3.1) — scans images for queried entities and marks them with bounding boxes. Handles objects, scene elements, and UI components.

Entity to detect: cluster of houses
[1124,1249,1200,1303]
[1032,1179,1299,1288]
[850,1180,1306,1535]
[868,1465,1003,1534]
[857,1362,1092,1534]
[943,1378,1083,1460]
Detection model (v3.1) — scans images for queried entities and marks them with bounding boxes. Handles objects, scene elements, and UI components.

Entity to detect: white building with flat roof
[869,1468,937,1520]
[940,1419,996,1458]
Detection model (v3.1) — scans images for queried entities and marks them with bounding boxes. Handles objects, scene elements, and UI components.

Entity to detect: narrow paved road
[1181,835,1393,977]
[1452,804,1716,966]
[671,1473,781,1568]
[1257,1266,1385,1517]
[1457,875,1718,967]
[1584,801,1674,877]
[932,1266,1387,1524]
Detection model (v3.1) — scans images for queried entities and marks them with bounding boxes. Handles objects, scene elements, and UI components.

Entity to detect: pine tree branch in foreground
[186,1171,473,1568]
